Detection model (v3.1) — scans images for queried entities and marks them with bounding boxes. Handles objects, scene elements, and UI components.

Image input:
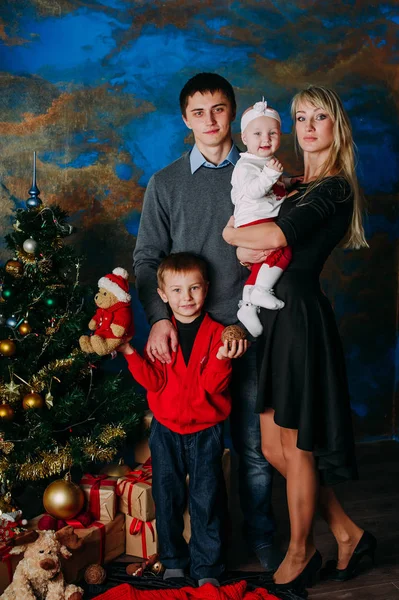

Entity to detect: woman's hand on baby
[222,215,235,244]
[216,339,249,360]
[237,247,274,265]
[267,157,283,172]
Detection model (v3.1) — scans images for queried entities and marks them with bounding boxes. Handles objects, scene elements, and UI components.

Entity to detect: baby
[231,99,294,337]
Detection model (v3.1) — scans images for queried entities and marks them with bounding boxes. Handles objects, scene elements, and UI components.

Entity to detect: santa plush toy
[79,268,135,356]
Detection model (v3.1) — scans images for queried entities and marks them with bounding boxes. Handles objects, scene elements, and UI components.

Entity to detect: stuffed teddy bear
[0,526,83,600]
[79,267,135,356]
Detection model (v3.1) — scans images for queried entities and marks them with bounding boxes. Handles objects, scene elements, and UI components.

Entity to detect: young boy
[119,252,247,587]
[231,98,296,338]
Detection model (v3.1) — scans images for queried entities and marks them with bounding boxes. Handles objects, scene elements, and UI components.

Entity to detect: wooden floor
[227,440,399,599]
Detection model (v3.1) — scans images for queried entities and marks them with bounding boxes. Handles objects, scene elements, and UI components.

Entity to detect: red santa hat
[98,268,131,303]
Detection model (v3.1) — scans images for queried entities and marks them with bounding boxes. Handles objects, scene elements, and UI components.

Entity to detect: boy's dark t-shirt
[176,313,206,365]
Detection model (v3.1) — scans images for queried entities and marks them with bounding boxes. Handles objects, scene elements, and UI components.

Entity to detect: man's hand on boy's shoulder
[216,339,249,361]
[147,319,178,364]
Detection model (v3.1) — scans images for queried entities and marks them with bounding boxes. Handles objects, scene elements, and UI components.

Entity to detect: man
[133,72,278,570]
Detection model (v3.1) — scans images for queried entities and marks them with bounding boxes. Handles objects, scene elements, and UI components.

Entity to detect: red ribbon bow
[130,518,155,559]
[116,458,153,516]
[80,474,117,521]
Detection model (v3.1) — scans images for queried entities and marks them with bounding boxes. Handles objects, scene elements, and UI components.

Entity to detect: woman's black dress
[257,176,358,486]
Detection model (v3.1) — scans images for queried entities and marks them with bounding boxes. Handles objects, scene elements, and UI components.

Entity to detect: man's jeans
[149,418,226,580]
[229,342,275,551]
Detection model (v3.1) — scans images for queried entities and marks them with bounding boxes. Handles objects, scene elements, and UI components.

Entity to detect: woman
[223,86,375,593]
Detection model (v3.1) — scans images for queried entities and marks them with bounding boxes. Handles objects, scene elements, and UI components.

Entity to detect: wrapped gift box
[0,547,23,594]
[28,512,125,584]
[116,461,155,521]
[125,515,158,558]
[80,474,117,523]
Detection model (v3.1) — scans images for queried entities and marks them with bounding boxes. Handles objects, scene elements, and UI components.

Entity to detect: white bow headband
[241,98,281,132]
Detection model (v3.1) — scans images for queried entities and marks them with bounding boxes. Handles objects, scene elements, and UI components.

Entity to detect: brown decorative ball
[18,321,32,336]
[0,403,14,421]
[221,325,247,343]
[43,475,85,520]
[22,392,44,410]
[84,564,107,585]
[100,458,131,478]
[5,260,23,278]
[0,340,16,357]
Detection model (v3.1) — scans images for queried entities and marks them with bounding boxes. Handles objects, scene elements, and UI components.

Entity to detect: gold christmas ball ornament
[0,340,16,357]
[18,321,32,336]
[5,260,23,278]
[22,392,44,410]
[43,473,85,519]
[100,457,131,478]
[84,564,107,585]
[0,403,14,421]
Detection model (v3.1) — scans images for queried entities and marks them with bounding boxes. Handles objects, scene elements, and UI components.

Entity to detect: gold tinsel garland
[16,433,124,481]
[82,442,118,463]
[30,349,87,392]
[15,248,36,264]
[0,458,9,477]
[18,447,73,481]
[98,425,126,446]
[0,441,14,455]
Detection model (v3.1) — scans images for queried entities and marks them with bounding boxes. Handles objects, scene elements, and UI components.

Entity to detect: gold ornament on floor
[22,391,44,410]
[151,560,165,575]
[0,340,16,357]
[0,402,14,421]
[5,260,23,278]
[43,472,84,519]
[100,457,131,478]
[18,321,32,336]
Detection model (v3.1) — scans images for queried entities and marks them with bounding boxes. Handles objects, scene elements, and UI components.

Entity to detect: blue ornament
[26,151,42,209]
[6,316,17,328]
[26,197,42,209]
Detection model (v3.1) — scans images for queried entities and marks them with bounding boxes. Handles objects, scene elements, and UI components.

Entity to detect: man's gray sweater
[133,151,248,326]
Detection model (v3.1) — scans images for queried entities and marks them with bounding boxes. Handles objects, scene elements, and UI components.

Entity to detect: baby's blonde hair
[291,86,368,249]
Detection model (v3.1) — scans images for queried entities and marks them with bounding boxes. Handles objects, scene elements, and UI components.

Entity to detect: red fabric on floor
[93,581,280,600]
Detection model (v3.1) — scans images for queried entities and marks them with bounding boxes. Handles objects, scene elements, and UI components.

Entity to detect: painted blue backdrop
[0,0,398,440]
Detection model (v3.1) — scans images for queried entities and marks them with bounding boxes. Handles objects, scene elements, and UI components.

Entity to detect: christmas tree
[0,154,144,516]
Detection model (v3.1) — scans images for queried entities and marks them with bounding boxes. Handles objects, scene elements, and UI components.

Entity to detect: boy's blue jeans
[149,417,226,581]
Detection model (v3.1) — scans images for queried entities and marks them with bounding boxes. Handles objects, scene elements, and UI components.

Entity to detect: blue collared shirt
[189,143,240,174]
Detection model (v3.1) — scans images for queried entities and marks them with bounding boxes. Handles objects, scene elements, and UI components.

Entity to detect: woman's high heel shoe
[321,530,377,582]
[270,550,323,597]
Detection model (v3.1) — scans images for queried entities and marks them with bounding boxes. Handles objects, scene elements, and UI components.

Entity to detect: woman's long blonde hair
[291,85,368,249]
